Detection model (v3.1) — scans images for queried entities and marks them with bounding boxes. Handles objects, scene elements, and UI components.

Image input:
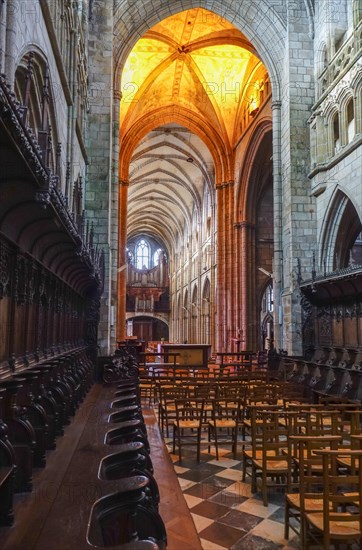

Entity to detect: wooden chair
[208,398,242,460]
[285,405,342,440]
[139,366,154,405]
[87,477,167,548]
[172,398,205,462]
[250,409,289,506]
[305,449,362,549]
[242,403,283,482]
[189,383,218,425]
[158,386,188,437]
[284,434,342,547]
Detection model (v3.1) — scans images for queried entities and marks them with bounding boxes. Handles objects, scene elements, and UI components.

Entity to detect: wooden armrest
[0,466,14,485]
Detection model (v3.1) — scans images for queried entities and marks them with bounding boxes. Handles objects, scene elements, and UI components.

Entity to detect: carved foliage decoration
[301,294,315,352]
[317,306,332,338]
[85,291,101,350]
[0,239,11,299]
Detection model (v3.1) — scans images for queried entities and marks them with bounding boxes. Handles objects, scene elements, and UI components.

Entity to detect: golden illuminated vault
[120,8,268,149]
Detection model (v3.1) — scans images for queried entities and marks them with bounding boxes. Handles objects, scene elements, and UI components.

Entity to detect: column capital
[271,100,282,110]
[234,221,255,230]
[216,181,234,190]
[113,89,122,101]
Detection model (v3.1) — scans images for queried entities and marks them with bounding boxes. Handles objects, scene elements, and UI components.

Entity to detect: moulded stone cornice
[308,134,362,180]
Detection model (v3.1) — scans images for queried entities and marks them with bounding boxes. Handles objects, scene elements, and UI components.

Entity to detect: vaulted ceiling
[119,8,267,250]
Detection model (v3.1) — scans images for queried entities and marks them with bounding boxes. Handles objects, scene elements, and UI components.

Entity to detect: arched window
[135,239,150,269]
[333,112,340,154]
[321,191,362,271]
[353,0,362,26]
[347,98,355,143]
[153,248,162,266]
[262,284,274,313]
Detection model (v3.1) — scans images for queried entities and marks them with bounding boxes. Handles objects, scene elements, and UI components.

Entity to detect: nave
[2,348,362,549]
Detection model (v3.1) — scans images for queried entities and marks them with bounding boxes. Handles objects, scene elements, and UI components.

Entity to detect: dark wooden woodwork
[0,388,16,526]
[12,370,48,468]
[87,478,166,548]
[300,268,362,357]
[28,365,59,448]
[99,450,160,506]
[0,379,35,492]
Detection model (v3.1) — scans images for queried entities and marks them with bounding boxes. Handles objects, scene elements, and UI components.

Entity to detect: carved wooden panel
[0,234,96,373]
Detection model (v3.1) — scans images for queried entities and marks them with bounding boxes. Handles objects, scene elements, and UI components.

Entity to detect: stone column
[272,100,283,351]
[278,0,315,354]
[86,0,113,354]
[0,0,7,73]
[224,181,235,350]
[215,183,225,352]
[110,88,122,350]
[238,221,256,350]
[216,180,235,352]
[4,0,16,82]
[116,178,129,343]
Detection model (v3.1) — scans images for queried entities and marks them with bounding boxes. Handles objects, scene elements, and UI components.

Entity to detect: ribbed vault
[120,8,269,248]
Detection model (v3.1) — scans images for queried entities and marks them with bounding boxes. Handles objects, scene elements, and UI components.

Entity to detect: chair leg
[172,426,176,454]
[232,428,237,459]
[284,502,289,539]
[197,427,201,462]
[251,464,257,493]
[214,426,219,460]
[262,472,268,506]
[242,454,247,481]
[178,428,182,461]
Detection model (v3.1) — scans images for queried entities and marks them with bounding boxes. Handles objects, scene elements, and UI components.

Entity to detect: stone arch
[183,288,189,342]
[14,47,61,180]
[190,284,198,342]
[322,103,340,157]
[320,189,362,272]
[113,1,287,103]
[236,119,273,222]
[235,119,273,350]
[201,277,211,344]
[119,106,231,184]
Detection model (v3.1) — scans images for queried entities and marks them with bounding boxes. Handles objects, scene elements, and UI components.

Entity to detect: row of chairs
[242,400,362,549]
[171,397,241,461]
[87,372,167,549]
[139,364,271,406]
[156,376,303,462]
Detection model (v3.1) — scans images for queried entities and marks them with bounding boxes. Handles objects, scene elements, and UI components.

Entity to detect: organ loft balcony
[126,255,170,314]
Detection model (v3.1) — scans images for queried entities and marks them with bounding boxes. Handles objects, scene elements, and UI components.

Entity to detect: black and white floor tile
[163,433,300,550]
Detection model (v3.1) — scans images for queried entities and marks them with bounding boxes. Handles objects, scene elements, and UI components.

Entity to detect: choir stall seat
[87,476,166,549]
[13,370,48,467]
[105,421,150,454]
[0,378,35,492]
[0,388,16,526]
[99,448,159,506]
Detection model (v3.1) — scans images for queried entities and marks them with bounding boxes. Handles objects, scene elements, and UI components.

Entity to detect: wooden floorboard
[0,383,201,550]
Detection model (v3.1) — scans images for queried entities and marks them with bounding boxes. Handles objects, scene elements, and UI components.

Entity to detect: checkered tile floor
[163,431,299,550]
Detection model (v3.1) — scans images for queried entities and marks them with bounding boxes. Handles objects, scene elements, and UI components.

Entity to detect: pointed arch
[201,277,211,344]
[320,189,362,272]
